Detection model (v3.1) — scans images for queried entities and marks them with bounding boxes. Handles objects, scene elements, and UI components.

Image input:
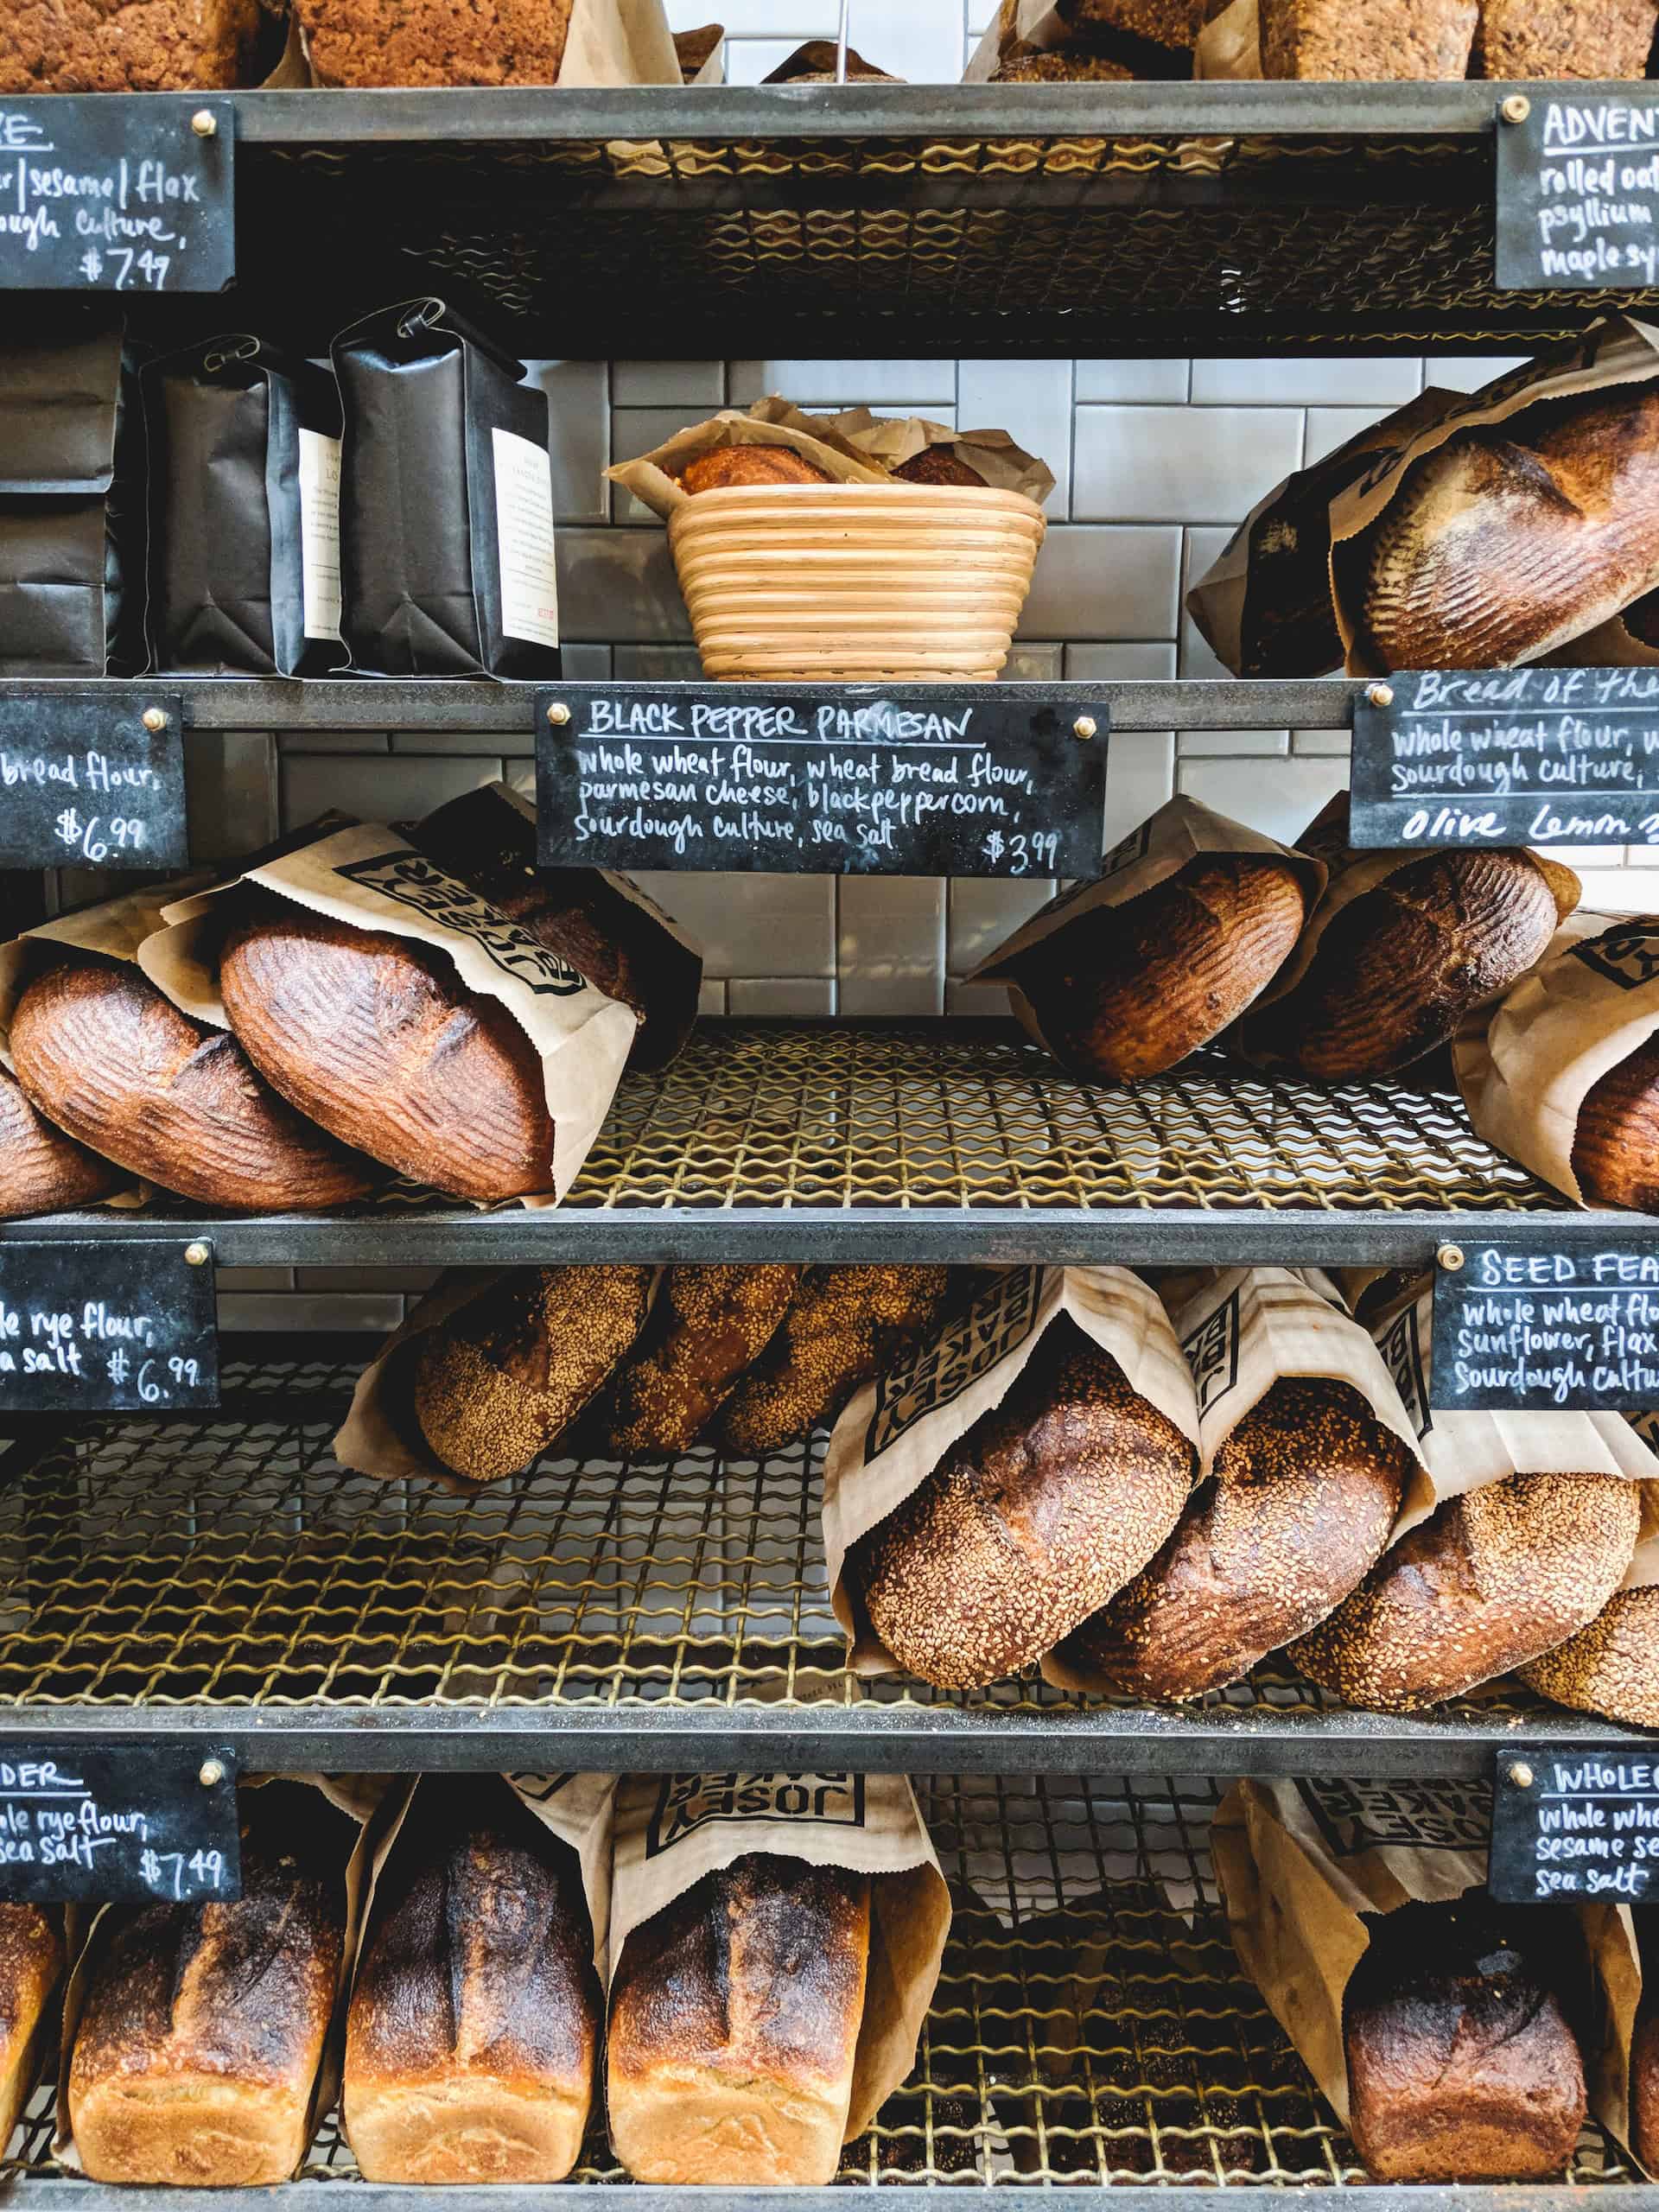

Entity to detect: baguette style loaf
[10,956,378,1211]
[1573,1035,1659,1212]
[587,1262,801,1458]
[0,1063,124,1220]
[344,1781,600,2183]
[1260,0,1477,74]
[1478,0,1656,78]
[1520,1586,1659,1731]
[607,1853,871,2186]
[1363,388,1659,670]
[0,1907,61,2147]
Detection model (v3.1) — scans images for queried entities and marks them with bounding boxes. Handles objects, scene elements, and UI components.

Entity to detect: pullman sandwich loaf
[0,1063,124,1221]
[0,1907,60,2147]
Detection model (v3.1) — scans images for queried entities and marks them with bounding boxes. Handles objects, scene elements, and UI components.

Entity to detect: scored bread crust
[1573,1035,1659,1211]
[414,1266,653,1484]
[1017,855,1307,1083]
[1292,1471,1642,1713]
[1520,1586,1659,1731]
[1261,0,1477,79]
[10,957,378,1212]
[852,1316,1196,1688]
[220,894,555,1203]
[1362,388,1659,670]
[1478,0,1656,79]
[681,448,833,493]
[1251,849,1571,1079]
[0,1062,124,1220]
[1054,1376,1411,1700]
[344,1784,600,2184]
[0,0,257,91]
[587,1262,801,1458]
[294,0,573,85]
[607,1853,871,2187]
[0,1906,61,2149]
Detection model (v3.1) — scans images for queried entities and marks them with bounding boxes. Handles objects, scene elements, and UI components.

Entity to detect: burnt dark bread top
[585,1262,802,1459]
[1521,1586,1659,1733]
[681,448,834,492]
[1056,1376,1411,1700]
[293,0,574,85]
[1574,1033,1659,1213]
[0,0,259,90]
[410,791,701,1073]
[851,1314,1197,1689]
[0,1061,124,1220]
[1343,1893,1587,2183]
[10,955,378,1213]
[219,891,555,1203]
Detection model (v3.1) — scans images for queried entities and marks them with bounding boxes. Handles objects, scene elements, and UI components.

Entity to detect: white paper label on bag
[297,429,343,642]
[493,427,561,648]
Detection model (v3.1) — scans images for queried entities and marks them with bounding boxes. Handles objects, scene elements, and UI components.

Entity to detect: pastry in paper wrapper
[823,1266,1199,1688]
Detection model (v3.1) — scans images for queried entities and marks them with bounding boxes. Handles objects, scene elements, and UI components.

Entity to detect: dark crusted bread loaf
[0,0,258,90]
[68,1785,353,2187]
[1053,1376,1410,1700]
[1015,856,1308,1083]
[681,448,833,493]
[294,0,573,84]
[10,956,378,1212]
[0,1061,124,1220]
[608,1853,871,2185]
[1261,0,1477,76]
[1344,1896,1587,2183]
[893,449,987,486]
[1573,1035,1659,1212]
[344,1779,600,2183]
[0,1906,61,2147]
[991,47,1134,74]
[219,892,554,1203]
[414,1265,653,1485]
[712,1265,956,1458]
[1634,1961,1659,2178]
[1294,1471,1641,1714]
[1478,0,1656,79]
[851,1314,1196,1688]
[1520,1586,1659,1731]
[587,1263,800,1458]
[1363,388,1659,670]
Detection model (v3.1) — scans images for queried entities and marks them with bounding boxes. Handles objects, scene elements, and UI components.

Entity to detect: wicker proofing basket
[668,482,1048,682]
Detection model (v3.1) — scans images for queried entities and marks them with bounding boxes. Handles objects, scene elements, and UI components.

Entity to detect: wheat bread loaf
[588,1263,800,1457]
[1260,0,1477,75]
[0,0,258,90]
[607,1853,871,2186]
[0,1064,124,1220]
[295,0,573,84]
[1573,1036,1659,1212]
[1520,1586,1659,1730]
[1478,0,1656,77]
[1069,0,1205,44]
[991,45,1135,73]
[10,955,378,1212]
[0,1907,60,2148]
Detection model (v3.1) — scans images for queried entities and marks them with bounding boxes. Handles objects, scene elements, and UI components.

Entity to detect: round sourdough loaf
[849,1315,1195,1688]
[1573,1035,1659,1211]
[681,448,831,493]
[1519,1586,1659,1731]
[219,894,554,1202]
[0,1063,124,1219]
[1252,849,1577,1079]
[1291,1471,1642,1713]
[1014,854,1308,1083]
[10,957,377,1213]
[893,449,986,486]
[1052,1376,1411,1699]
[588,1262,800,1458]
[414,1266,652,1485]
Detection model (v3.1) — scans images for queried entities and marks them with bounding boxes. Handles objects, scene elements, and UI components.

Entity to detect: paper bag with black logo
[607,1769,950,2171]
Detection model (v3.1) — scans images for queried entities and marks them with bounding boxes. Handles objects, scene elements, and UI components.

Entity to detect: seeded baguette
[1519,1585,1659,1731]
[587,1263,800,1458]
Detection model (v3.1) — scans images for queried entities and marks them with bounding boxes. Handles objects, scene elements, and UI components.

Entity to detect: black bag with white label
[0,313,145,679]
[143,335,346,679]
[331,297,561,680]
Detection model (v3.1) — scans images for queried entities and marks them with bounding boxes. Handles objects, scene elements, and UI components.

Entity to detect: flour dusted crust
[1260,0,1477,75]
[1573,1035,1659,1212]
[1478,0,1656,79]
[0,0,257,91]
[0,1063,123,1221]
[1520,1586,1659,1731]
[295,0,574,86]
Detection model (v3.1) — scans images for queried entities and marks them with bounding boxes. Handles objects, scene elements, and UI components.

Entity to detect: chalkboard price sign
[1497,94,1659,292]
[0,1239,219,1414]
[535,683,1108,879]
[0,690,187,870]
[1351,667,1659,851]
[1491,1750,1659,1905]
[0,1744,239,1904]
[1431,1240,1659,1413]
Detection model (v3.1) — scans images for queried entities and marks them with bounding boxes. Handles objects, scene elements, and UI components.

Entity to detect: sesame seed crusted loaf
[586,1263,801,1459]
[0,0,258,92]
[1052,1376,1412,1700]
[414,1265,652,1486]
[0,1906,60,2151]
[849,1314,1196,1690]
[1573,1034,1659,1213]
[1259,0,1478,77]
[1519,1586,1659,1731]
[0,1062,124,1222]
[1065,0,1205,48]
[1291,1471,1642,1713]
[294,0,575,86]
[1478,0,1656,79]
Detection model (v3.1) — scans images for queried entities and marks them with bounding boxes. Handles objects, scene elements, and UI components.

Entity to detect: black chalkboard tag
[0,97,234,294]
[0,1744,239,1903]
[1351,667,1659,852]
[534,683,1108,879]
[1431,1239,1659,1413]
[1496,93,1659,292]
[1491,1747,1659,1906]
[0,1239,219,1414]
[0,690,187,870]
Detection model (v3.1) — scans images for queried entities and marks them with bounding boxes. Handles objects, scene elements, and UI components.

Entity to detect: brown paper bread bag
[605,404,891,521]
[828,407,1056,505]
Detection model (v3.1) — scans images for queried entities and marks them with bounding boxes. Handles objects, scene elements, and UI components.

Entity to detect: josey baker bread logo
[1573,919,1659,993]
[1374,1298,1433,1443]
[332,849,588,995]
[645,1773,865,1856]
[505,1773,578,1804]
[1630,1409,1659,1453]
[1296,1777,1491,1857]
[1101,818,1154,880]
[863,1267,1040,1463]
[1181,1287,1241,1415]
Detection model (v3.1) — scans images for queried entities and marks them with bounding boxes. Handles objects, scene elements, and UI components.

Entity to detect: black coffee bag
[143,334,346,678]
[331,296,561,679]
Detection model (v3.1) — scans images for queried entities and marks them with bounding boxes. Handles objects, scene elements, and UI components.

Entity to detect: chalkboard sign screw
[1072,715,1097,741]
[141,706,168,734]
[185,1242,210,1267]
[191,109,218,137]
[546,702,572,727]
[1438,1243,1465,1273]
[1365,683,1395,709]
[1500,93,1531,124]
[1509,1762,1535,1789]
[198,1758,226,1787]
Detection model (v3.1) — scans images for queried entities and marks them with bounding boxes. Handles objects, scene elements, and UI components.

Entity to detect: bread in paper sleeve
[604,401,890,522]
[605,1769,950,2185]
[967,797,1324,1083]
[823,1265,1198,1689]
[826,405,1055,504]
